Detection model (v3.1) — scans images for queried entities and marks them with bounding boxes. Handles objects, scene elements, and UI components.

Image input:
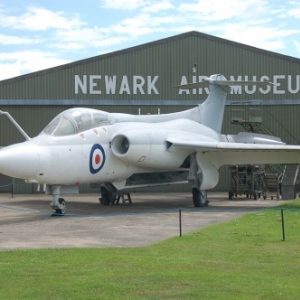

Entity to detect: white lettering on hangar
[179,75,300,95]
[74,74,300,95]
[75,75,159,95]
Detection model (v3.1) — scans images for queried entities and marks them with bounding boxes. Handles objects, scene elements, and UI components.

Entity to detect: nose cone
[0,143,39,179]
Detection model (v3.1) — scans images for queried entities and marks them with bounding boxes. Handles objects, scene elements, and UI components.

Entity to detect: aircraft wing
[167,137,300,168]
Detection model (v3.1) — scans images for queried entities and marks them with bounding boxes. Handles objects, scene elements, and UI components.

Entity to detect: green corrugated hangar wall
[0,31,300,194]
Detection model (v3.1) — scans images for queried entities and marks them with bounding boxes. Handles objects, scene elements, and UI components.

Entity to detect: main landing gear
[99,185,114,205]
[99,184,132,205]
[188,154,209,208]
[192,188,209,207]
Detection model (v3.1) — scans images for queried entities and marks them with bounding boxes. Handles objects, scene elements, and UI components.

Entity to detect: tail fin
[177,74,273,133]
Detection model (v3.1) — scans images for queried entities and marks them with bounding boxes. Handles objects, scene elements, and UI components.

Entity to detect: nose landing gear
[49,185,66,216]
[55,198,66,215]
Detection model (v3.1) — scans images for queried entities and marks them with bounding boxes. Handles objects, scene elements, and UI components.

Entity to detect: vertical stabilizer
[177,74,272,133]
[199,75,228,133]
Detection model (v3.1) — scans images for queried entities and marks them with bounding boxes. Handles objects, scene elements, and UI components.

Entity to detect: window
[41,108,110,136]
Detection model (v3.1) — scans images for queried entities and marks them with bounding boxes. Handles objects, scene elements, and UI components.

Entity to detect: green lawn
[1,200,300,299]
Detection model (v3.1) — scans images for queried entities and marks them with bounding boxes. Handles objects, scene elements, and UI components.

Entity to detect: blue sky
[0,0,300,80]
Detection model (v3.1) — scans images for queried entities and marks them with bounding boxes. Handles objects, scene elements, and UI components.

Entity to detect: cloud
[53,26,130,50]
[0,33,42,45]
[0,51,70,80]
[294,40,300,54]
[101,0,174,13]
[199,21,299,52]
[287,1,300,18]
[178,0,268,22]
[50,1,179,51]
[142,0,174,13]
[111,13,179,38]
[100,0,150,10]
[0,6,84,31]
[174,0,300,54]
[0,0,300,82]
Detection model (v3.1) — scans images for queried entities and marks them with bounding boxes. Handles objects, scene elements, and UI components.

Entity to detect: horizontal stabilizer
[221,80,274,86]
[176,75,274,89]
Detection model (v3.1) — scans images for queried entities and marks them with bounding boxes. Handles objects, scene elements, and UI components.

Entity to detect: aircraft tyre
[192,188,208,207]
[100,187,112,205]
[55,198,66,215]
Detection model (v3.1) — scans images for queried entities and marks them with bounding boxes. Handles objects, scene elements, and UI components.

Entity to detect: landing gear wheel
[100,187,111,205]
[192,188,208,207]
[253,191,258,200]
[100,186,117,205]
[55,198,66,215]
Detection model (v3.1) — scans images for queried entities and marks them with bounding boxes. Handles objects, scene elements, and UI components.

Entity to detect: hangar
[0,31,300,195]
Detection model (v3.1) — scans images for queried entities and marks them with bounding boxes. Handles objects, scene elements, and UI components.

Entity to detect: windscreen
[42,108,109,136]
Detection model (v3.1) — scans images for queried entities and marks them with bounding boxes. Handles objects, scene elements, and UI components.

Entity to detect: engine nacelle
[111,129,187,169]
[111,132,152,163]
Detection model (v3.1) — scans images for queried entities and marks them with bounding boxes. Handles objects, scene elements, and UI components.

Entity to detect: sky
[0,0,300,81]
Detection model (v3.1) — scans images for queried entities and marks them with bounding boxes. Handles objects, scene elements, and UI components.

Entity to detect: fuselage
[0,108,223,186]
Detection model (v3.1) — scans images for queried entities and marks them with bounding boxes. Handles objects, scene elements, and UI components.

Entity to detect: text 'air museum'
[1,31,300,197]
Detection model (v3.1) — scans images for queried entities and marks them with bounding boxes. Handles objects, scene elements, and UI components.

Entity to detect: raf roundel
[89,144,105,174]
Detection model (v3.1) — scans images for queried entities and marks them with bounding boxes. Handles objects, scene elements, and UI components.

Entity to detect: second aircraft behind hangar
[1,74,300,215]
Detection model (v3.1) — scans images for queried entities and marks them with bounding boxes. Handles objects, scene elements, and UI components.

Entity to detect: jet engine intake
[111,132,152,165]
[112,135,130,155]
[111,130,188,169]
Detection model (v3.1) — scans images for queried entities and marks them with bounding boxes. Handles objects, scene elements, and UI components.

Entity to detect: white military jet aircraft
[1,74,300,215]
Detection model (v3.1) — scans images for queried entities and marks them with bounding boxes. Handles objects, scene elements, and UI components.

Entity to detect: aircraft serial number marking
[89,144,105,174]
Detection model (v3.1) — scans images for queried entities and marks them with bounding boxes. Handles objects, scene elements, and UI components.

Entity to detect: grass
[1,200,300,299]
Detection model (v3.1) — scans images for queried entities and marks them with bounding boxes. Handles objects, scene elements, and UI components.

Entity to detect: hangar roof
[1,30,300,86]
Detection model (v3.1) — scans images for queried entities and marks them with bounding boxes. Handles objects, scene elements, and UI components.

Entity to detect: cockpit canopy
[42,108,110,136]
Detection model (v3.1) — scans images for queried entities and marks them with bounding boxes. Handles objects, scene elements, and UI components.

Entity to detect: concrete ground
[0,192,284,250]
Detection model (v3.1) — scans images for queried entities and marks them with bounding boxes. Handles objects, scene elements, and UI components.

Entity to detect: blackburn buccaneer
[1,74,300,215]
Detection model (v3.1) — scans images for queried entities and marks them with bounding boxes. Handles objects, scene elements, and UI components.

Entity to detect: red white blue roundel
[89,144,105,174]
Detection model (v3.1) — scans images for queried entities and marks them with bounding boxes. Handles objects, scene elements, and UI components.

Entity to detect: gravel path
[0,192,283,250]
